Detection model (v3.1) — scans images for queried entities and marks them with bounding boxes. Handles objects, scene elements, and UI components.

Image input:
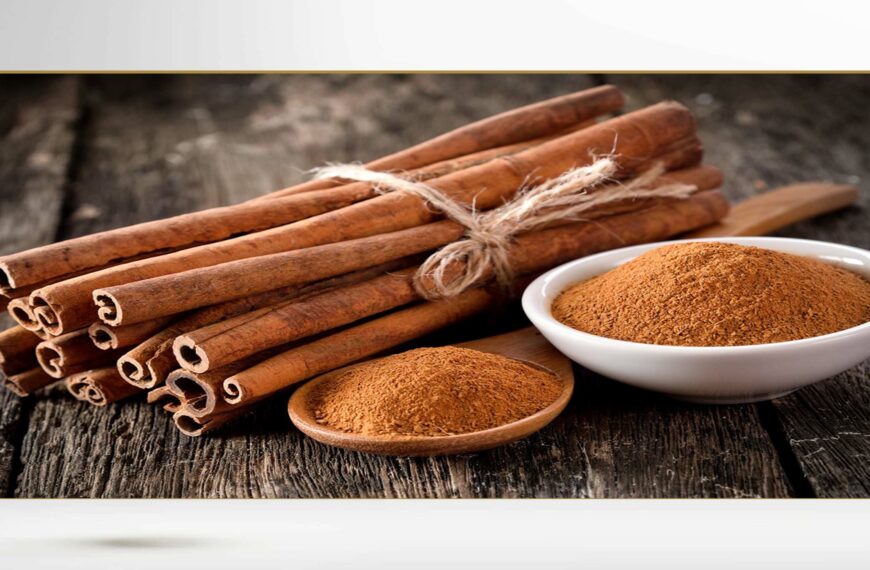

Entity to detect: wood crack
[756,401,816,498]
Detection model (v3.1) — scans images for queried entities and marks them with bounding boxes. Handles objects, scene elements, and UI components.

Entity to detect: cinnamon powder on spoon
[310,346,562,437]
[551,241,870,347]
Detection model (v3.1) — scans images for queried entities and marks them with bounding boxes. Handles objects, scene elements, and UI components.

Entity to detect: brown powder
[551,241,870,346]
[310,346,562,437]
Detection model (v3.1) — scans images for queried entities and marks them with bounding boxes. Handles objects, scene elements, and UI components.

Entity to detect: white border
[1,0,870,70]
[1,500,869,568]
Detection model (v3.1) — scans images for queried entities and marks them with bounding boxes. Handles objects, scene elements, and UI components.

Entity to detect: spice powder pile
[551,242,870,347]
[310,346,562,437]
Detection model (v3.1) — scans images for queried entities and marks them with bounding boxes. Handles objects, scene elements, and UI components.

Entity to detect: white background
[0,0,869,70]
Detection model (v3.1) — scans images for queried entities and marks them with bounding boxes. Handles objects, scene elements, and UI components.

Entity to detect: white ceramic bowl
[522,237,870,404]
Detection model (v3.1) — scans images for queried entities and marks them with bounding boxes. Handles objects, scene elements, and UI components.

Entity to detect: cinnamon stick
[172,269,420,373]
[88,318,172,350]
[257,85,625,199]
[94,221,466,326]
[35,329,124,379]
[221,189,729,406]
[165,362,254,419]
[7,297,41,332]
[172,404,252,437]
[66,368,140,406]
[95,161,717,327]
[147,385,183,413]
[398,126,582,181]
[2,86,620,298]
[2,367,57,396]
[31,102,697,335]
[116,261,411,388]
[2,262,135,305]
[0,325,41,376]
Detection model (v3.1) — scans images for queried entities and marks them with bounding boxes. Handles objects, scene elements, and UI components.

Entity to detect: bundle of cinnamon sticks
[0,85,730,435]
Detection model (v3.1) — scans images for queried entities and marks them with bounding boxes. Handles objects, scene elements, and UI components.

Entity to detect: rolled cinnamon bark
[172,404,252,437]
[1,262,136,305]
[35,329,124,379]
[88,318,172,350]
[31,102,697,335]
[0,193,372,293]
[2,276,52,300]
[95,161,717,327]
[166,364,252,419]
[165,370,208,410]
[0,325,41,376]
[166,334,299,417]
[397,126,582,181]
[173,269,420,373]
[147,385,183,413]
[221,189,729,406]
[258,85,625,199]
[66,368,140,406]
[2,86,621,297]
[2,367,57,396]
[94,221,466,326]
[8,297,41,332]
[116,261,410,388]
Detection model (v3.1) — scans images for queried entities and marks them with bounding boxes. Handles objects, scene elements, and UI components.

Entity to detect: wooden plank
[611,75,870,497]
[773,362,870,497]
[464,366,789,498]
[0,76,81,494]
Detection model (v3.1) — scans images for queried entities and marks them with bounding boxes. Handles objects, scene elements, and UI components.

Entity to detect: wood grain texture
[0,76,81,495]
[769,362,870,497]
[613,74,870,497]
[685,182,859,238]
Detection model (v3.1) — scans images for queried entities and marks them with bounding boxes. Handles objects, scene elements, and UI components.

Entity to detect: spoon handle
[684,182,859,238]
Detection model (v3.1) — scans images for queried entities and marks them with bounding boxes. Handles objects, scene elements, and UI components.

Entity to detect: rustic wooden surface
[0,76,80,495]
[0,75,867,497]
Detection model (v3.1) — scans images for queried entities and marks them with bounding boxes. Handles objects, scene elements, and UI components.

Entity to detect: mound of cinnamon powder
[551,242,870,346]
[310,346,562,437]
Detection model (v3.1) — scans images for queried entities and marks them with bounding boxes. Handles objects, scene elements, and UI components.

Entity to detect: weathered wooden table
[1,75,868,498]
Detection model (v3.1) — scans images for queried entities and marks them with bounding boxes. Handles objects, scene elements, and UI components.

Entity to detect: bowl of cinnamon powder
[522,238,870,403]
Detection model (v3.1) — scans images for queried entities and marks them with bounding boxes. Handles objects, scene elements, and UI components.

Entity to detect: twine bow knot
[314,158,695,299]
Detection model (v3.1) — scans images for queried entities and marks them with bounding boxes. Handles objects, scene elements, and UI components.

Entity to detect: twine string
[313,158,696,299]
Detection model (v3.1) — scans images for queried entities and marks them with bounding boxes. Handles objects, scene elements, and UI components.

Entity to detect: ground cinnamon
[309,346,562,437]
[551,242,870,346]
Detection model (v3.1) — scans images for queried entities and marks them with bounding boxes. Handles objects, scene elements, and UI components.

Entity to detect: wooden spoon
[684,182,858,238]
[288,327,573,456]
